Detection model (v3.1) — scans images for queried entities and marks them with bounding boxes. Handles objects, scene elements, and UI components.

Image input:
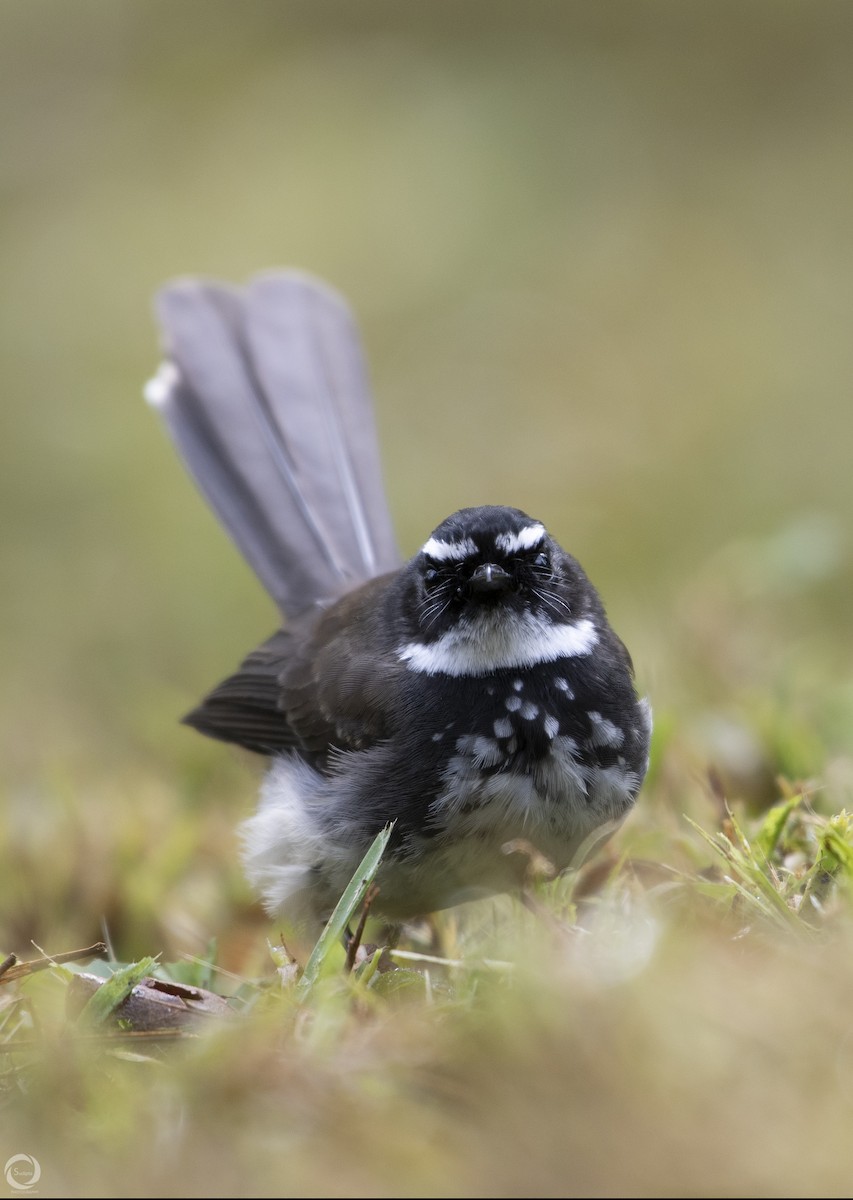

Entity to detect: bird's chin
[401,607,598,677]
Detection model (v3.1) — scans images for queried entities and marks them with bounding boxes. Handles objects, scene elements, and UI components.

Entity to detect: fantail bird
[146,272,651,946]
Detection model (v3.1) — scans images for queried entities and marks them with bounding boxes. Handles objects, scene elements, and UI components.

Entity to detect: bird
[145,271,651,948]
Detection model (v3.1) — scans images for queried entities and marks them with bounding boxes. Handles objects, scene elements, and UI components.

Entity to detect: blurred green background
[6,5,853,1198]
[2,1,853,962]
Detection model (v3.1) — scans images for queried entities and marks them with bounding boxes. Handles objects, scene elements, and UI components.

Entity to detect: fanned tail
[145,270,400,618]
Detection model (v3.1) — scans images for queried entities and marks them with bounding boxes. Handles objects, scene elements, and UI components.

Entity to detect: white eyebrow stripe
[421,536,478,562]
[495,523,546,554]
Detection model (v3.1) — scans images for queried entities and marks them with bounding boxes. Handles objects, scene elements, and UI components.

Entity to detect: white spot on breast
[513,679,524,691]
[471,736,504,769]
[483,770,538,812]
[590,763,640,807]
[493,716,513,739]
[554,676,574,697]
[536,735,589,799]
[636,697,653,772]
[431,731,444,742]
[428,725,638,876]
[454,734,504,770]
[544,714,560,739]
[505,695,523,712]
[588,711,625,749]
[520,701,539,720]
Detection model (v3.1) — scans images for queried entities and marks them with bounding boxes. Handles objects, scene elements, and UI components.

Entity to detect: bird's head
[397,506,602,676]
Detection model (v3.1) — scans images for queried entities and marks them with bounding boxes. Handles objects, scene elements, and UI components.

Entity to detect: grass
[5,729,853,1196]
[3,505,853,1198]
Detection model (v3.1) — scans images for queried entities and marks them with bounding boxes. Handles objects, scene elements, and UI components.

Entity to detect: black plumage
[147,272,651,943]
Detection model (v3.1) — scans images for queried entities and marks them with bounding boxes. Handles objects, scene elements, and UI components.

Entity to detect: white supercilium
[494,523,546,554]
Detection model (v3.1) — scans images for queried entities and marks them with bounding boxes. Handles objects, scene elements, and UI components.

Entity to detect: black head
[405,505,596,642]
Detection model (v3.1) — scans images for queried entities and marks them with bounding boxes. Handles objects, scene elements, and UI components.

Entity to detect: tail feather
[146,271,400,617]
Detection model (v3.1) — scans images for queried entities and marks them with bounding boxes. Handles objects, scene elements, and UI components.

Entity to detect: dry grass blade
[0,943,108,987]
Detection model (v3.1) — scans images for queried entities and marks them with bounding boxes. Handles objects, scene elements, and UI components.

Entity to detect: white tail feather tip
[144,360,181,408]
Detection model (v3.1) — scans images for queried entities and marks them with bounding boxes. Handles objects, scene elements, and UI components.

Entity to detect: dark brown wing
[183,572,405,762]
[182,629,299,755]
[280,573,405,758]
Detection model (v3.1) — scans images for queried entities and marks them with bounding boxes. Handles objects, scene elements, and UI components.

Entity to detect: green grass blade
[77,956,159,1025]
[296,825,393,1001]
[685,816,800,928]
[754,795,801,860]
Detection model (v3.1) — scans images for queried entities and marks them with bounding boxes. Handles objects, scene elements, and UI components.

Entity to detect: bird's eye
[424,567,440,588]
[533,551,550,569]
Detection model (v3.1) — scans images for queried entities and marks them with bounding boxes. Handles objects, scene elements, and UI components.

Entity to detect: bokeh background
[4,0,853,958]
[4,6,853,1192]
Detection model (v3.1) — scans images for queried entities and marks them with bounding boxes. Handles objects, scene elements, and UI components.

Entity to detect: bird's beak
[468,563,513,594]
